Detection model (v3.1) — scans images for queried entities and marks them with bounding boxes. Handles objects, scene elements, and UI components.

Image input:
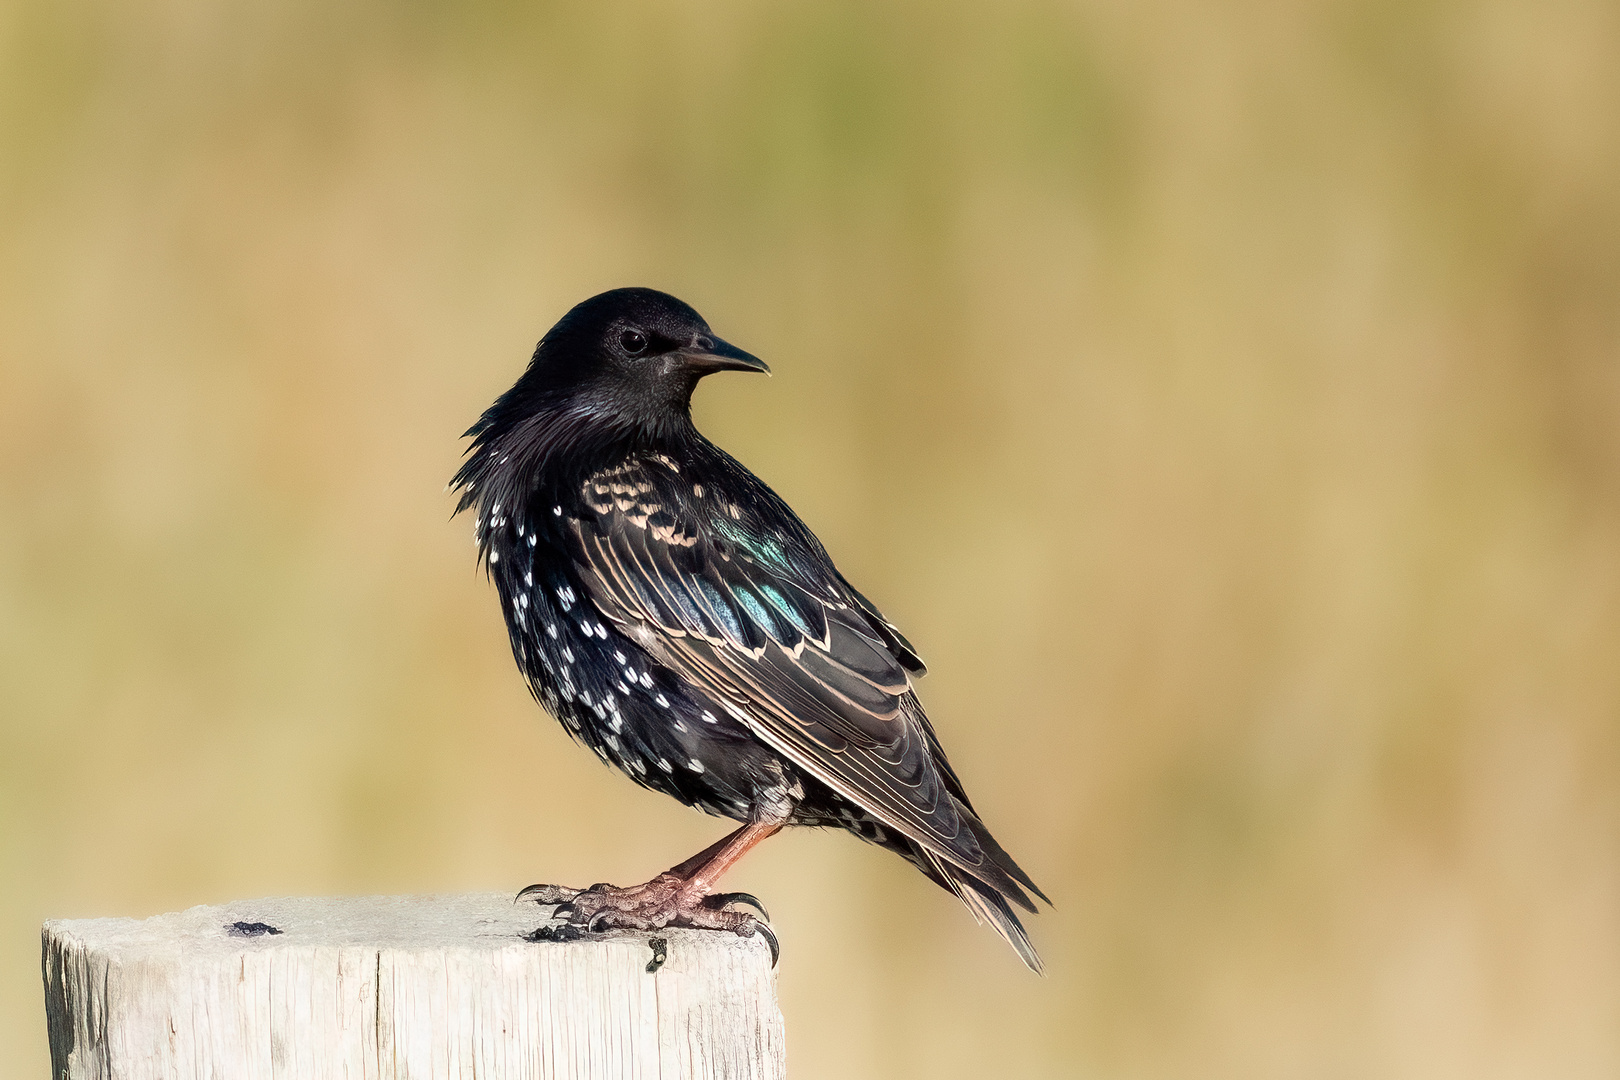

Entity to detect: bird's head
[508,287,767,427]
[454,288,765,520]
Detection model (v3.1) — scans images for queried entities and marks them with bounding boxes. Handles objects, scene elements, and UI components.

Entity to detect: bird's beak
[681,334,771,375]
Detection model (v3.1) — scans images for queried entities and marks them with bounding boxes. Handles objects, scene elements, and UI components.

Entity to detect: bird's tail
[921,847,1045,974]
[892,805,1048,974]
[853,790,1049,972]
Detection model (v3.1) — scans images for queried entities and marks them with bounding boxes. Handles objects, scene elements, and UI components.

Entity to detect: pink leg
[517,821,785,961]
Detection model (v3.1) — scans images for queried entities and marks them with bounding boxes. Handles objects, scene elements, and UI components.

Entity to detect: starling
[452,288,1048,970]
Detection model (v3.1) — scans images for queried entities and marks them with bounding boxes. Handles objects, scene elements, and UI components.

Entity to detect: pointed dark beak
[681,334,770,375]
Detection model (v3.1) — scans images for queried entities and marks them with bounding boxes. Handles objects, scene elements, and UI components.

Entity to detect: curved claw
[706,892,771,922]
[517,883,577,904]
[586,909,615,934]
[549,901,577,921]
[752,922,780,967]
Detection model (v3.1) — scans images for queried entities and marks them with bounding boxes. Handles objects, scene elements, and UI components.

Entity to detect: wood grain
[42,893,785,1080]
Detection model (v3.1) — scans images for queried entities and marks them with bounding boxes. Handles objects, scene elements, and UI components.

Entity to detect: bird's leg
[518,821,783,959]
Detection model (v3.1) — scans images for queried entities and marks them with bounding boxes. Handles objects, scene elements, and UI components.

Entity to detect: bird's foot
[517,874,777,963]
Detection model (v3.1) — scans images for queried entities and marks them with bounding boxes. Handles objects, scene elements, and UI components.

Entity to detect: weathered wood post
[42,893,785,1079]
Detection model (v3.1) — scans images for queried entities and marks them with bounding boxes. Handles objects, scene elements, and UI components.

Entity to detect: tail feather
[921,848,1044,974]
[965,810,1051,907]
[845,795,1050,972]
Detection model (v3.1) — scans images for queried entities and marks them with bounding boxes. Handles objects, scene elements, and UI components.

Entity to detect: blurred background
[2,0,1618,1076]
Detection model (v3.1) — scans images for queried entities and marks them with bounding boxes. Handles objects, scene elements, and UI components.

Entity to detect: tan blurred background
[3,0,1618,1076]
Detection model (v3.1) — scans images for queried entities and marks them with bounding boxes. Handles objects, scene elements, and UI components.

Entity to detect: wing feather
[562,457,1032,897]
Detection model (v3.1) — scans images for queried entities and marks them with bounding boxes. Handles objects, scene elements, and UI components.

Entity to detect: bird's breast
[486,528,789,821]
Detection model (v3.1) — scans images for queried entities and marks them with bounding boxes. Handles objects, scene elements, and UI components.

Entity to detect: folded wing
[564,456,1041,912]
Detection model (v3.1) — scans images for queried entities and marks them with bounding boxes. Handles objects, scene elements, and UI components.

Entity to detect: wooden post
[42,892,785,1080]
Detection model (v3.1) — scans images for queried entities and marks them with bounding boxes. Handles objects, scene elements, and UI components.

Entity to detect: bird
[451,287,1048,971]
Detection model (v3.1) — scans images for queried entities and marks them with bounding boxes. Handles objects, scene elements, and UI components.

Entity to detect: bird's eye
[619,329,649,356]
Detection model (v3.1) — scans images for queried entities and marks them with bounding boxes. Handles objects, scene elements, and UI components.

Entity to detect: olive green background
[3,1,1618,1076]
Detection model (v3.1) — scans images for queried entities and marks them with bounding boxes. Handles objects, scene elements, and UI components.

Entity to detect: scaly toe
[588,909,664,933]
[516,876,778,964]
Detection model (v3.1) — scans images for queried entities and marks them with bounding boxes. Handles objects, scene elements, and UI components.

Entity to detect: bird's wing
[561,456,1023,898]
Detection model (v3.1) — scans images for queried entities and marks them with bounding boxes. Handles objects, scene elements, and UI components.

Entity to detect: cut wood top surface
[43,893,786,1080]
[46,891,727,954]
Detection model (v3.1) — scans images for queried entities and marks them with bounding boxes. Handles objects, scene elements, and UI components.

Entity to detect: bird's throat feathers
[451,388,699,565]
